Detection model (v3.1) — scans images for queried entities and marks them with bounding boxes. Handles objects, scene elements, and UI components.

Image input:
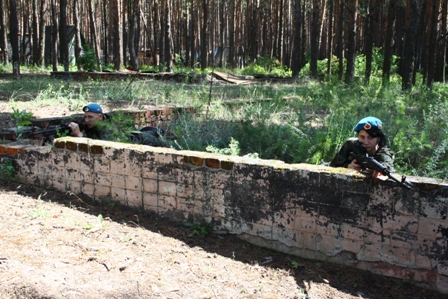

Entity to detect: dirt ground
[0,75,447,298]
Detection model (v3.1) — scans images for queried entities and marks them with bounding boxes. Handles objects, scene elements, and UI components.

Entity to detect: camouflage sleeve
[373,146,395,172]
[329,138,357,168]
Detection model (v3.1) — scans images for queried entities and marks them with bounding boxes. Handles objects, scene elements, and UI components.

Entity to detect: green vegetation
[11,108,34,139]
[0,159,16,181]
[182,221,211,237]
[1,53,448,179]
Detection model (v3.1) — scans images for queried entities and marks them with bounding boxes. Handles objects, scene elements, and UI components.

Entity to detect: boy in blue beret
[67,103,166,146]
[68,103,110,139]
[329,116,395,174]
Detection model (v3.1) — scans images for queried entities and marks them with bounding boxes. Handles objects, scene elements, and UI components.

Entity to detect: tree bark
[291,0,302,77]
[0,0,8,64]
[337,0,345,80]
[51,0,58,72]
[128,0,140,71]
[73,0,83,71]
[38,0,46,67]
[382,0,395,84]
[59,0,69,71]
[10,0,20,77]
[32,0,39,65]
[402,0,421,90]
[345,0,358,84]
[326,0,334,75]
[88,0,101,70]
[112,0,123,70]
[200,0,208,69]
[310,0,321,77]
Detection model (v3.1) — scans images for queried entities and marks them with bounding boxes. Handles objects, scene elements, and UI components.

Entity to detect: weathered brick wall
[1,137,448,294]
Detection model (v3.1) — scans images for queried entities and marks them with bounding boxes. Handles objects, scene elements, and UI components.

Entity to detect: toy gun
[350,143,413,190]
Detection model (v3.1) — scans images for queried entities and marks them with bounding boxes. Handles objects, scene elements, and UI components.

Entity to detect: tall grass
[1,65,448,179]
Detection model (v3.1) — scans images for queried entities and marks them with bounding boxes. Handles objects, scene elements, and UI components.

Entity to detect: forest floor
[0,72,446,298]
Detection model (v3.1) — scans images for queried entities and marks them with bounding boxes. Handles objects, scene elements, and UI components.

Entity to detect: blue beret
[82,103,103,114]
[354,116,383,134]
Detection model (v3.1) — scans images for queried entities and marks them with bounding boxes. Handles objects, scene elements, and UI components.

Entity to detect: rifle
[27,123,72,145]
[350,143,413,190]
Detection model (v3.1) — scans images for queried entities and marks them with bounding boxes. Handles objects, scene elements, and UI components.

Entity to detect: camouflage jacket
[329,137,395,172]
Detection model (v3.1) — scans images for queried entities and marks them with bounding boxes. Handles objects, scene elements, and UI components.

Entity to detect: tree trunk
[228,0,235,68]
[189,0,195,68]
[128,0,140,71]
[435,0,447,82]
[60,0,69,71]
[51,0,58,72]
[291,0,302,77]
[310,0,321,77]
[345,0,358,84]
[337,0,345,80]
[21,0,29,65]
[32,0,39,65]
[10,0,20,77]
[200,0,208,69]
[326,0,334,75]
[165,0,172,71]
[382,0,395,84]
[0,0,8,64]
[73,0,83,71]
[402,0,421,90]
[88,0,102,70]
[364,0,379,84]
[112,0,123,70]
[426,0,439,87]
[159,0,166,70]
[103,0,109,64]
[37,0,46,67]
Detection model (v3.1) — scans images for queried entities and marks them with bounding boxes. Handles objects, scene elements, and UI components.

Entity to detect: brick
[82,183,95,197]
[340,224,366,241]
[109,174,126,189]
[189,156,204,166]
[205,158,220,168]
[248,222,272,239]
[158,195,177,209]
[6,147,18,156]
[111,187,126,203]
[143,192,158,209]
[90,145,104,155]
[340,238,363,254]
[66,141,78,151]
[294,216,317,233]
[125,176,142,191]
[126,189,142,207]
[78,143,89,153]
[418,217,448,238]
[94,172,111,186]
[272,211,295,230]
[316,234,343,256]
[272,226,299,247]
[143,178,158,193]
[159,181,176,197]
[95,185,111,199]
[53,140,65,149]
[0,145,6,154]
[221,160,234,170]
[315,219,341,237]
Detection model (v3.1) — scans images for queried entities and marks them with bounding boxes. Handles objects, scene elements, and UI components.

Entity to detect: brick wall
[1,137,448,294]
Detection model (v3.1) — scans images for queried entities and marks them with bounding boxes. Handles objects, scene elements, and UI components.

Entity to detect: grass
[1,64,448,179]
